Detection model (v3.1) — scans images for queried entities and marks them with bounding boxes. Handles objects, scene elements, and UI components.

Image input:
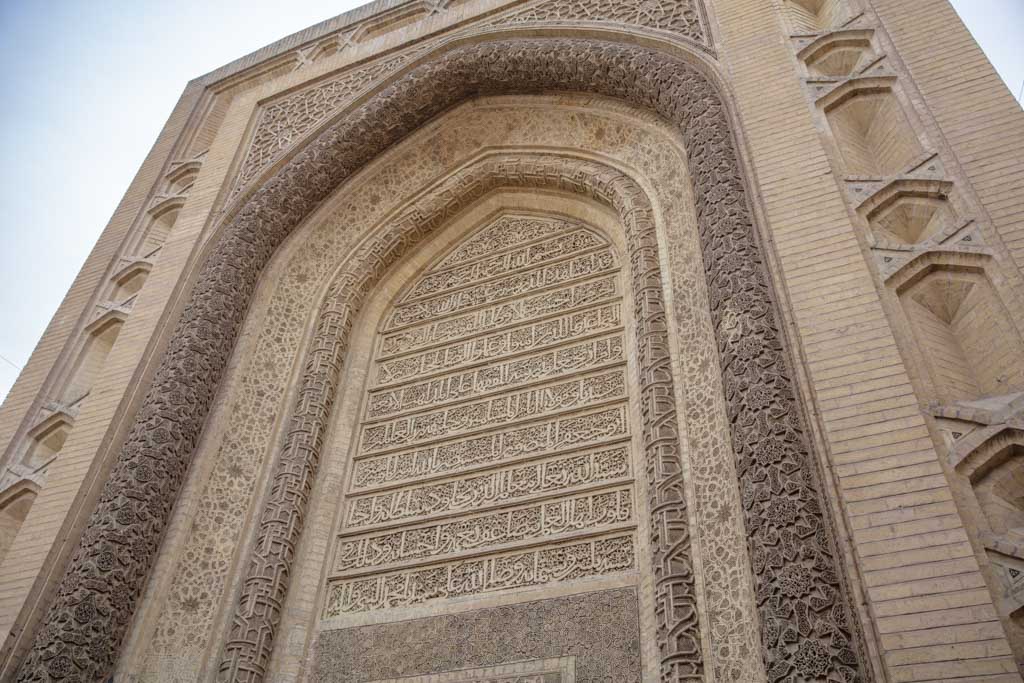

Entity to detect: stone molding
[15,38,868,683]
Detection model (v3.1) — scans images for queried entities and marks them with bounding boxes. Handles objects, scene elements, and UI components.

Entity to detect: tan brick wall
[869,0,1024,275]
[711,0,1022,679]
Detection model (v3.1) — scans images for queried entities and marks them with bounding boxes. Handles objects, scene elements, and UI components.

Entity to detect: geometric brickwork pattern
[15,39,869,683]
[323,214,639,614]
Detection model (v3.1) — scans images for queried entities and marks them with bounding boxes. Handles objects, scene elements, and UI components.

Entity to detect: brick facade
[1,0,1021,681]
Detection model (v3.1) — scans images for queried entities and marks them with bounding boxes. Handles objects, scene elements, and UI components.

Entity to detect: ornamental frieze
[345,444,631,524]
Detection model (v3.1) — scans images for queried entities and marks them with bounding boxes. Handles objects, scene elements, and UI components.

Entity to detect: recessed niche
[140,203,181,255]
[955,434,1024,658]
[0,483,39,565]
[24,417,73,470]
[864,181,957,245]
[112,265,151,302]
[969,443,1024,540]
[900,266,1024,402]
[824,83,923,177]
[803,34,874,79]
[64,318,124,404]
[785,0,847,34]
[166,165,199,195]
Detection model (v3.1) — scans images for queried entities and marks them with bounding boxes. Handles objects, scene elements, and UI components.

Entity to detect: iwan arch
[2,1,1024,682]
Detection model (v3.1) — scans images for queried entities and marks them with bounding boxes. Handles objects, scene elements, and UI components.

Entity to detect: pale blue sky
[0,0,1021,401]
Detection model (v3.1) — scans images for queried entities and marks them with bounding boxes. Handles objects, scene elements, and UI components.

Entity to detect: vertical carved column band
[217,156,702,682]
[17,39,869,683]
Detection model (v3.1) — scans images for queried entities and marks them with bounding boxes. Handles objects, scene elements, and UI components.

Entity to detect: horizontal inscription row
[367,335,624,419]
[346,445,630,525]
[405,228,605,302]
[351,405,629,490]
[336,488,632,571]
[375,303,623,385]
[386,249,617,330]
[435,215,584,270]
[379,276,619,357]
[323,534,634,616]
[360,369,626,453]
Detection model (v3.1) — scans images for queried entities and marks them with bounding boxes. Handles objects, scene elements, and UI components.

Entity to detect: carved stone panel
[19,39,869,683]
[312,588,641,682]
[324,213,640,618]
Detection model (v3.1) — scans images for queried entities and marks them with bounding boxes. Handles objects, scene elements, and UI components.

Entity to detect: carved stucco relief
[324,212,638,600]
[135,96,762,682]
[229,49,428,197]
[313,588,641,681]
[228,0,711,201]
[18,38,867,683]
[495,0,709,45]
[217,158,700,683]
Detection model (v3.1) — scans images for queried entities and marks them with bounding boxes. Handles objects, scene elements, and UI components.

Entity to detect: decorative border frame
[16,37,868,683]
[218,154,696,682]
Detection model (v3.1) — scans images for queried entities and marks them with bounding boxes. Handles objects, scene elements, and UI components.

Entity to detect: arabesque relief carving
[313,588,641,681]
[495,0,709,45]
[18,39,867,683]
[229,0,711,201]
[230,50,426,197]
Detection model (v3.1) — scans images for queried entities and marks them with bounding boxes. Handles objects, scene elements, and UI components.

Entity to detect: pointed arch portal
[17,37,870,683]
